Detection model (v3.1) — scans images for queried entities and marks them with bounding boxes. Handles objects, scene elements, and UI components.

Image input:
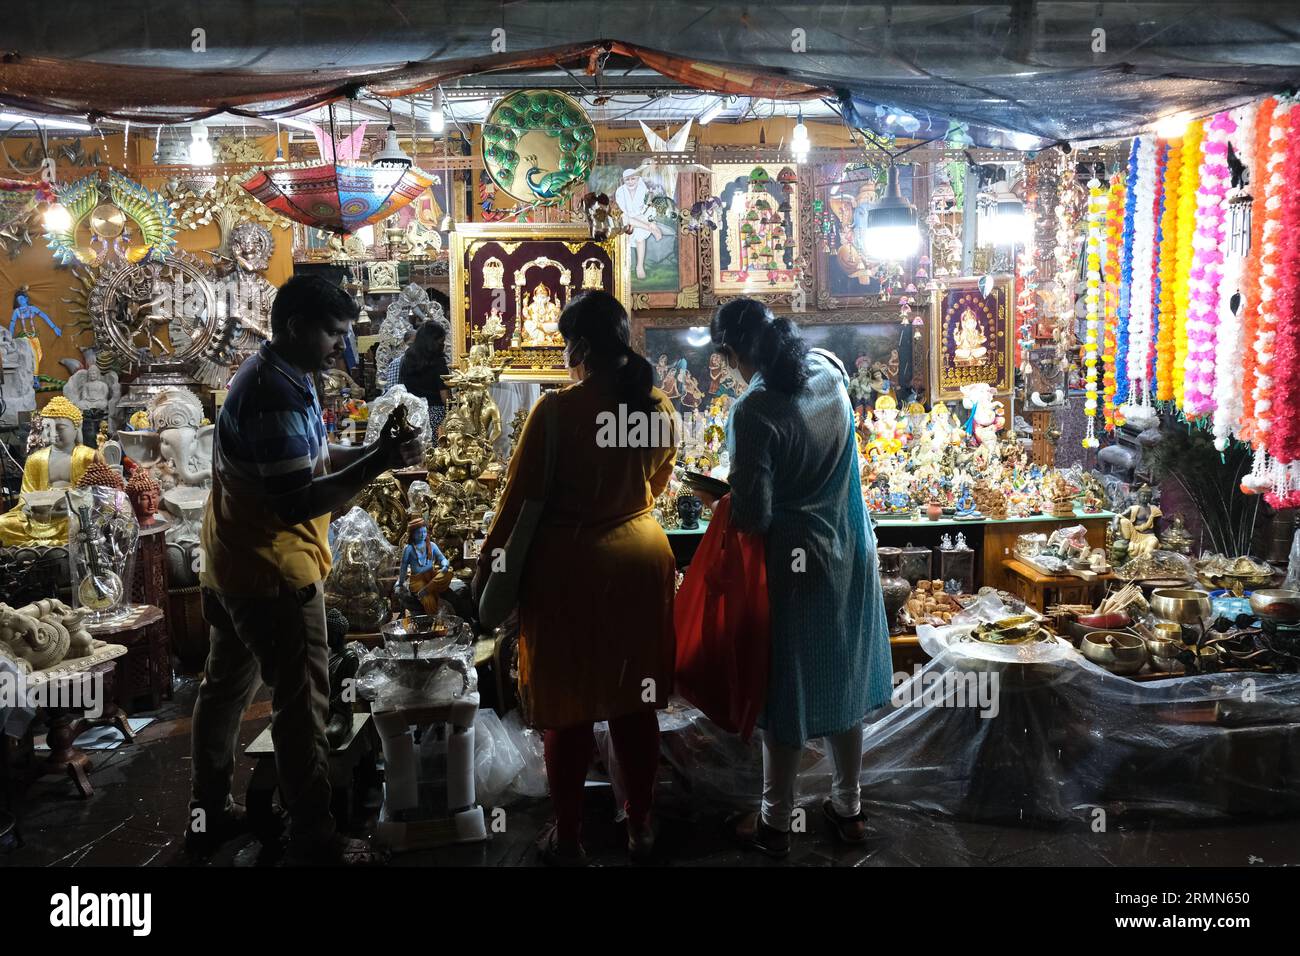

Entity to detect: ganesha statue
[959,382,1005,466]
[137,387,214,492]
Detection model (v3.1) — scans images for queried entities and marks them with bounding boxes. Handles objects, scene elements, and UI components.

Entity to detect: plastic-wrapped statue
[325,538,391,633]
[0,328,36,422]
[396,518,453,615]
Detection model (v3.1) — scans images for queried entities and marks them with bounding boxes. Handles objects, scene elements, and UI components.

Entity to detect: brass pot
[1150,588,1212,625]
[1081,630,1148,675]
[1249,588,1300,624]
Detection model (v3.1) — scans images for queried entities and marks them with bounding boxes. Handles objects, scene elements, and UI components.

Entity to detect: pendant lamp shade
[241,161,434,235]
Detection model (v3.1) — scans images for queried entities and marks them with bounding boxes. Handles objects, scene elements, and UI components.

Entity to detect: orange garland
[1155,139,1181,401]
[1102,174,1125,430]
[1238,97,1277,443]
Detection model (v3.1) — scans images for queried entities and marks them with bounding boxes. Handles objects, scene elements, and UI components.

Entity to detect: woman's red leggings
[543,709,660,844]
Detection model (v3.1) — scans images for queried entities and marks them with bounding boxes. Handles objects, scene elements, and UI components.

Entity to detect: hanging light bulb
[863,164,919,260]
[790,110,811,162]
[273,121,286,163]
[699,96,726,126]
[373,115,412,168]
[42,202,72,232]
[188,124,214,166]
[429,88,446,135]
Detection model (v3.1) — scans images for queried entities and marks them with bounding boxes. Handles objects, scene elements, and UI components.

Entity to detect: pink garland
[1184,112,1234,416]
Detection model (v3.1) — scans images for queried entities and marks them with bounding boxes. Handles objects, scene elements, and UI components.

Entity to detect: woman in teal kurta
[708,299,892,857]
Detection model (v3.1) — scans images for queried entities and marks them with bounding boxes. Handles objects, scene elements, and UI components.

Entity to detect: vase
[877,547,912,634]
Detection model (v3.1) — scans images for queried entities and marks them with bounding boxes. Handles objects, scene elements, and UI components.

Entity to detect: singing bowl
[1249,589,1300,624]
[1081,630,1148,675]
[1077,611,1131,629]
[1143,636,1184,673]
[1150,588,1212,625]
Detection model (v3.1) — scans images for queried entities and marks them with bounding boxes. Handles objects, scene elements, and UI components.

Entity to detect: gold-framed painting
[930,275,1014,401]
[449,222,630,383]
[696,162,812,308]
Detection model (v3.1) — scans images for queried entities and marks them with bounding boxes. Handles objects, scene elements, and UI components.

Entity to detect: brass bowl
[1143,636,1184,673]
[1152,622,1183,642]
[983,614,1039,642]
[1249,588,1300,624]
[1081,630,1148,675]
[1150,588,1212,625]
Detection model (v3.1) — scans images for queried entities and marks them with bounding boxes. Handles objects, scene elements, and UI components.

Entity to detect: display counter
[667,510,1116,593]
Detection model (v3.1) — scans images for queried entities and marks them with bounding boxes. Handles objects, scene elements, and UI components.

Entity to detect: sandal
[283,834,390,867]
[627,820,655,865]
[536,822,589,867]
[822,799,868,845]
[725,810,790,859]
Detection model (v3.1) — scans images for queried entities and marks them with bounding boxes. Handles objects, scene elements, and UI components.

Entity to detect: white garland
[1212,103,1257,450]
[1126,136,1158,402]
[1083,178,1105,449]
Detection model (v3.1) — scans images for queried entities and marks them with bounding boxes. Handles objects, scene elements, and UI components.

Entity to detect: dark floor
[3,680,1298,867]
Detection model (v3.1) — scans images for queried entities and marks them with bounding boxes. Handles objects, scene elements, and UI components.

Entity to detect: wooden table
[86,604,169,712]
[1000,558,1115,612]
[25,642,130,798]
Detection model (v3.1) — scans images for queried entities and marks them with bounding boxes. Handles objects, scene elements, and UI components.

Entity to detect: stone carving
[0,598,93,672]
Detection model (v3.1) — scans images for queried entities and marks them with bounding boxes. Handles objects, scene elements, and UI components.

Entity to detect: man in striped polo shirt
[190,275,421,865]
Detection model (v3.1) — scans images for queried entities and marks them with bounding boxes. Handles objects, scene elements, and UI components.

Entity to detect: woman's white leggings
[760,724,864,831]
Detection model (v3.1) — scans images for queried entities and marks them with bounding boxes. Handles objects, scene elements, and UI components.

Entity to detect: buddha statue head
[126,469,163,527]
[41,396,82,452]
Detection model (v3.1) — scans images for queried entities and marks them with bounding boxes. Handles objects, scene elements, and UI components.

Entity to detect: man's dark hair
[271,274,359,338]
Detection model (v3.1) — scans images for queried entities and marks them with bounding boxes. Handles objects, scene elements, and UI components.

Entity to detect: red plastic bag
[673,495,770,740]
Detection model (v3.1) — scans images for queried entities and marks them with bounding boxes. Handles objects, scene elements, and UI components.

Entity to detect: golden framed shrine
[930,275,1014,401]
[449,223,631,382]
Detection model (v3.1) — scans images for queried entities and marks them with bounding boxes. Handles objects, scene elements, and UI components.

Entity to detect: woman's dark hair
[710,298,809,394]
[558,290,656,412]
[401,322,447,374]
[270,274,358,337]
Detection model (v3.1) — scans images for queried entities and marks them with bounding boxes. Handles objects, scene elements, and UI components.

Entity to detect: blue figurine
[396,517,452,614]
[955,485,978,518]
[10,286,61,339]
[10,286,61,382]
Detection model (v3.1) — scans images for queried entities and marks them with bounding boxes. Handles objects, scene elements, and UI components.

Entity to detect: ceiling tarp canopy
[3,1,1300,144]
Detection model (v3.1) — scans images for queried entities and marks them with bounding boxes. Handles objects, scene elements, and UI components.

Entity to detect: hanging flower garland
[1184,111,1235,417]
[1115,140,1139,409]
[1082,177,1106,448]
[1252,102,1291,457]
[1267,96,1300,483]
[1147,141,1168,389]
[1102,173,1125,430]
[1125,137,1158,407]
[1173,119,1204,410]
[1238,98,1276,445]
[1211,103,1258,451]
[1155,137,1182,401]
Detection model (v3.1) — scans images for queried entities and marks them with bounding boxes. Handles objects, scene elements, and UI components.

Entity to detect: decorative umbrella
[241,161,435,235]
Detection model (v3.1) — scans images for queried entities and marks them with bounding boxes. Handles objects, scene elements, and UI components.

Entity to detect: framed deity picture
[576,166,700,310]
[638,310,918,417]
[813,163,916,309]
[449,222,630,382]
[930,275,1014,401]
[696,162,812,308]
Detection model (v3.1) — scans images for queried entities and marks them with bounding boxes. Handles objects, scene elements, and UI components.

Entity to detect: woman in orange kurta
[474,291,677,865]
